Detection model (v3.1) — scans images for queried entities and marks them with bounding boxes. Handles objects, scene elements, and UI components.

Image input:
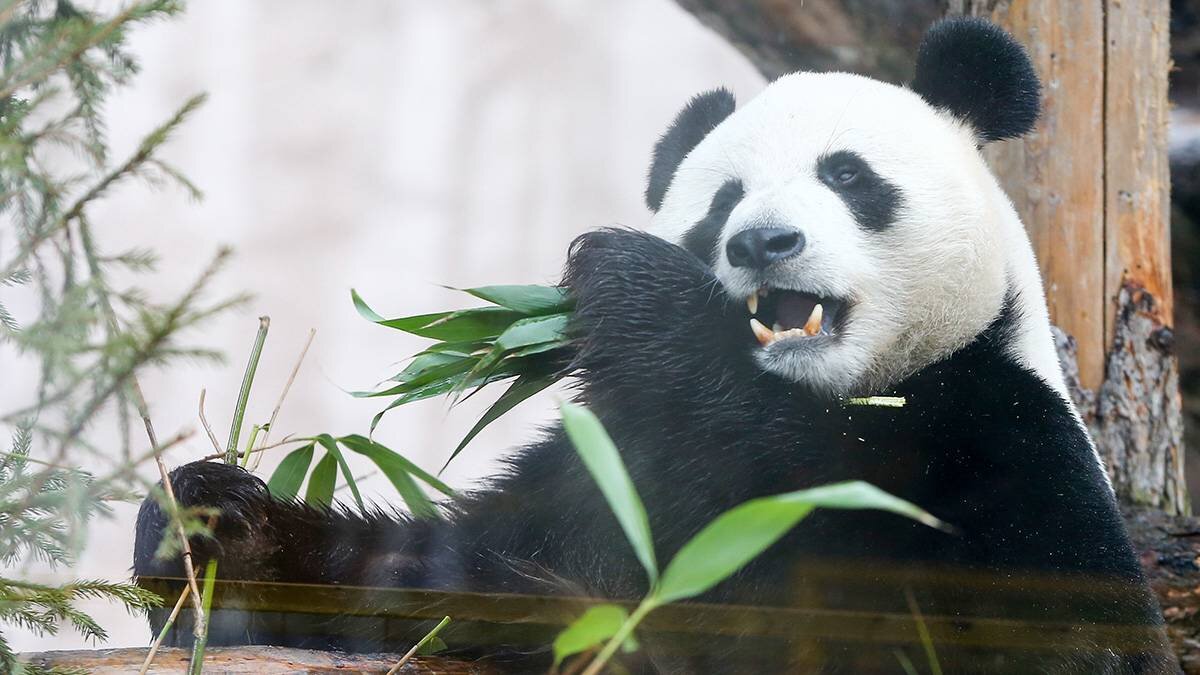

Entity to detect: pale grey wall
[4,0,763,651]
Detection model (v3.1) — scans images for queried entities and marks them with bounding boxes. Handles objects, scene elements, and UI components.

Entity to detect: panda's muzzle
[746,287,845,348]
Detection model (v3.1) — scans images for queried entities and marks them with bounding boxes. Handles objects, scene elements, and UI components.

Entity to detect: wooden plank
[1104,0,1174,329]
[967,0,1108,390]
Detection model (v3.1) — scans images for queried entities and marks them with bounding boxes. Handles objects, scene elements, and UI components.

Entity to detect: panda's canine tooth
[803,303,824,336]
[750,318,774,346]
[747,294,758,315]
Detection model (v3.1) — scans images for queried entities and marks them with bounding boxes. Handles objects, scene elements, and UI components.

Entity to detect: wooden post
[964,0,1186,514]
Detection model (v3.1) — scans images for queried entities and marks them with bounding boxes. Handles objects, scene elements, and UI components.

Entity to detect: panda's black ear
[645,87,736,211]
[910,17,1040,143]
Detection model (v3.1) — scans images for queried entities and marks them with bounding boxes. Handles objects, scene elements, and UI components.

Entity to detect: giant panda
[134,17,1175,674]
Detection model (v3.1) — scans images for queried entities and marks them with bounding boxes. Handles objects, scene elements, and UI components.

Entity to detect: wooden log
[18,645,497,675]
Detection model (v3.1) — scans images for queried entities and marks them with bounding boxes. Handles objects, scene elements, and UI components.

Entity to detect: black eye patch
[682,179,744,266]
[816,150,903,232]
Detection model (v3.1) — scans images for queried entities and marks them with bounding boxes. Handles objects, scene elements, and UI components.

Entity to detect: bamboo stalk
[187,559,218,675]
[224,317,270,465]
[137,586,189,675]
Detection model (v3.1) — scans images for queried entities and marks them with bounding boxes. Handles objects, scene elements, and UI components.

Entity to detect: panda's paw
[564,227,735,332]
[133,461,276,580]
[563,228,751,391]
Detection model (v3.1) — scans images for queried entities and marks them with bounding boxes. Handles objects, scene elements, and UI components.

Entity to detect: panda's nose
[725,227,806,269]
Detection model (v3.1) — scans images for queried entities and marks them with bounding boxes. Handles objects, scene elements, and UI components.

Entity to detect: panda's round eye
[834,166,858,184]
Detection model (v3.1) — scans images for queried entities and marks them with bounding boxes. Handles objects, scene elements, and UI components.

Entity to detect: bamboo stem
[187,559,218,675]
[137,586,189,675]
[224,317,270,465]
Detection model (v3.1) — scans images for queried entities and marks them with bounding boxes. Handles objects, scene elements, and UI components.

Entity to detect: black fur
[681,179,743,265]
[135,230,1173,673]
[911,17,1041,143]
[644,88,736,211]
[817,150,904,231]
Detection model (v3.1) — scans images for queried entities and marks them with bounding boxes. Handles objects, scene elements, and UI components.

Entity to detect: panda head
[644,17,1061,397]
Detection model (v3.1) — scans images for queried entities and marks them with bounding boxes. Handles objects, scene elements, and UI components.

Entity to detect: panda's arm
[133,461,433,646]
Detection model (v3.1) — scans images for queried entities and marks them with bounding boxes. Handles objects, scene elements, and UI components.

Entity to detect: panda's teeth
[772,322,784,333]
[746,294,758,315]
[803,303,823,336]
[750,318,775,346]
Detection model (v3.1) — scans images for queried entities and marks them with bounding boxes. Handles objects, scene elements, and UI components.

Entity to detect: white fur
[647,72,1073,403]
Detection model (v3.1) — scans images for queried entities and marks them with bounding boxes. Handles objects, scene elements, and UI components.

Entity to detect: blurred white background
[3,0,764,652]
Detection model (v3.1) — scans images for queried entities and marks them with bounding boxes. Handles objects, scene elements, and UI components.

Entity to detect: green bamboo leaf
[451,314,569,400]
[416,340,489,358]
[265,443,315,500]
[461,284,572,315]
[392,351,466,383]
[559,402,658,584]
[507,340,570,359]
[440,374,557,472]
[314,434,365,512]
[367,363,530,433]
[356,358,480,398]
[340,435,455,497]
[305,453,337,508]
[655,481,947,604]
[553,604,629,666]
[352,289,524,341]
[495,313,570,350]
[410,307,526,342]
[339,435,455,505]
[418,637,448,655]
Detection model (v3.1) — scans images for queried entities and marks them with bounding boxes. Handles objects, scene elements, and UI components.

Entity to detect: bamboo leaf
[351,290,523,341]
[495,313,570,351]
[507,340,570,359]
[338,436,452,520]
[391,352,467,383]
[356,359,480,399]
[461,284,571,315]
[409,307,526,342]
[655,481,947,604]
[421,340,489,357]
[553,604,629,666]
[265,443,315,500]
[339,435,454,497]
[440,374,557,472]
[305,453,337,509]
[314,434,365,512]
[559,402,658,584]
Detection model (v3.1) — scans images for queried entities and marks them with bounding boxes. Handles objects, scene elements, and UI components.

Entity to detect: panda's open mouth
[746,287,846,348]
